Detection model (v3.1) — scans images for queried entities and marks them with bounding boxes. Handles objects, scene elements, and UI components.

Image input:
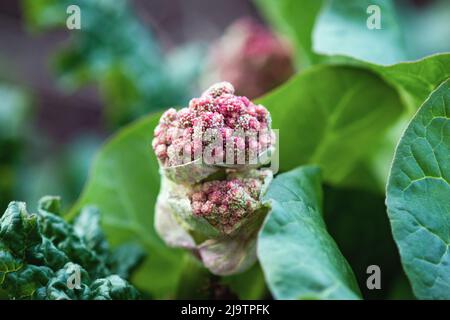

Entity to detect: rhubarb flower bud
[152,82,276,275]
[152,81,275,184]
[155,168,273,275]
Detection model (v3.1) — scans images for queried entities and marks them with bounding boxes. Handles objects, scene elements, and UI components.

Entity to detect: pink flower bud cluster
[203,18,294,99]
[152,82,272,167]
[188,170,269,233]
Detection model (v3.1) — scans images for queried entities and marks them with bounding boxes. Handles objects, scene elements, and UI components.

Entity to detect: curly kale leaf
[0,196,142,299]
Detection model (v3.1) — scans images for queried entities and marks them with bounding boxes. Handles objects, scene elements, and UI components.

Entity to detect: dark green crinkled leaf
[257,166,361,299]
[108,243,146,280]
[0,197,141,300]
[73,205,110,260]
[386,79,450,299]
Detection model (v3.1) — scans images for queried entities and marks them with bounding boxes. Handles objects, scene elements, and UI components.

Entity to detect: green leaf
[0,198,139,299]
[257,65,403,186]
[108,243,145,280]
[70,114,186,298]
[312,0,450,66]
[323,185,411,299]
[313,0,406,65]
[329,54,450,112]
[0,84,31,141]
[0,83,32,211]
[220,263,268,300]
[256,0,450,111]
[386,79,450,299]
[253,0,324,67]
[313,1,450,110]
[330,54,450,192]
[257,166,361,299]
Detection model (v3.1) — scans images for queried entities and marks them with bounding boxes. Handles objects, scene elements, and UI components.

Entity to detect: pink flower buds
[202,18,295,99]
[152,82,273,174]
[188,169,271,234]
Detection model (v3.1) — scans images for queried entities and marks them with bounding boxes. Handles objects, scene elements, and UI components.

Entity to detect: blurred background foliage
[0,0,449,299]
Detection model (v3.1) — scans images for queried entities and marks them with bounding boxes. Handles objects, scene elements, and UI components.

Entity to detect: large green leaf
[312,0,450,111]
[256,0,450,111]
[313,0,450,66]
[257,166,361,299]
[325,54,450,192]
[386,79,450,299]
[329,54,450,112]
[257,65,403,186]
[70,114,186,298]
[313,0,406,65]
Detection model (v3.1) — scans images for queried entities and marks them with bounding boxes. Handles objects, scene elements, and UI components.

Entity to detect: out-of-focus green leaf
[314,2,450,110]
[312,0,450,66]
[0,85,31,141]
[397,0,450,60]
[257,65,403,187]
[0,84,32,211]
[174,254,210,299]
[22,0,194,126]
[323,185,411,299]
[61,134,104,199]
[313,0,406,65]
[328,54,450,112]
[386,79,450,299]
[258,166,361,299]
[253,0,323,67]
[221,263,268,300]
[70,114,187,298]
[326,54,450,192]
[256,0,450,110]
